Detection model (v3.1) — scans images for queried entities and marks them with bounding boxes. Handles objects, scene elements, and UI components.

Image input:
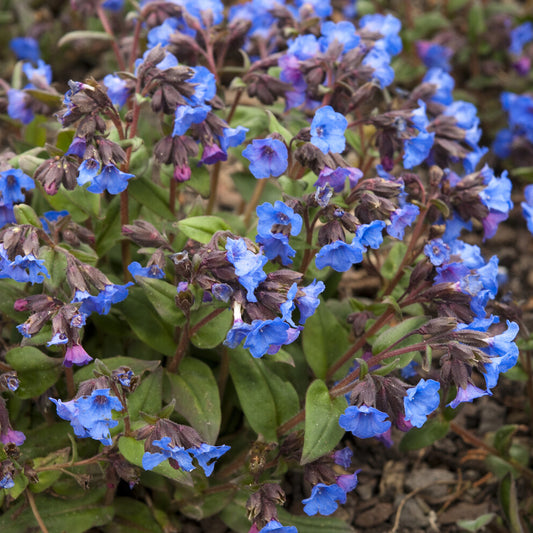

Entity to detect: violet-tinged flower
[522,184,533,234]
[102,0,124,10]
[72,283,133,316]
[356,220,386,250]
[63,343,93,367]
[10,37,40,61]
[310,106,348,154]
[50,398,90,438]
[77,158,101,187]
[315,239,365,272]
[0,428,26,446]
[103,74,131,107]
[190,443,230,476]
[403,379,440,428]
[337,470,360,493]
[280,283,298,327]
[0,205,16,228]
[258,520,298,533]
[7,89,34,124]
[294,0,332,17]
[186,66,217,106]
[302,483,347,516]
[224,318,253,348]
[424,238,450,266]
[128,261,165,279]
[256,201,302,238]
[448,383,491,409]
[201,143,227,165]
[1,249,50,285]
[211,283,233,302]
[416,41,453,71]
[0,168,34,207]
[220,126,248,152]
[147,18,178,48]
[314,166,362,193]
[315,185,333,207]
[287,34,320,60]
[319,21,360,53]
[142,436,195,472]
[333,447,353,468]
[339,404,391,438]
[75,389,123,428]
[387,204,420,240]
[243,318,291,358]
[242,138,288,179]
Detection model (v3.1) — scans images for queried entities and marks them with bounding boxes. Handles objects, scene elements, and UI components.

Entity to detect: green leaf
[25,89,62,108]
[190,307,232,349]
[302,301,349,379]
[128,368,163,420]
[135,277,185,327]
[128,178,175,220]
[118,288,176,356]
[180,491,235,521]
[491,425,517,456]
[166,358,221,444]
[95,195,121,256]
[58,30,114,47]
[30,448,71,493]
[266,110,293,144]
[5,347,62,399]
[499,474,524,533]
[176,216,230,244]
[381,241,407,281]
[40,246,68,291]
[6,472,28,500]
[468,2,486,39]
[111,498,164,533]
[457,513,495,532]
[0,490,114,533]
[118,437,193,485]
[229,347,299,442]
[372,316,427,355]
[301,380,347,464]
[399,418,450,451]
[45,185,99,223]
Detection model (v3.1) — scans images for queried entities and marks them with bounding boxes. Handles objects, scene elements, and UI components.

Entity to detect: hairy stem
[96,3,125,71]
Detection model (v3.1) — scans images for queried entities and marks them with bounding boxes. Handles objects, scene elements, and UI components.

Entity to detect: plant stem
[120,190,131,281]
[26,489,49,533]
[65,366,75,399]
[96,3,126,71]
[168,322,190,373]
[243,179,267,227]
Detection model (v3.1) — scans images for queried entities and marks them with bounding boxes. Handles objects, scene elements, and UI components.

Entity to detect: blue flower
[319,21,360,54]
[416,41,453,71]
[424,238,450,266]
[147,19,179,49]
[287,34,320,60]
[10,37,40,61]
[509,22,533,55]
[339,405,391,438]
[102,0,124,10]
[0,205,16,228]
[190,443,230,476]
[360,14,402,56]
[492,128,513,159]
[7,89,34,124]
[0,168,34,207]
[103,74,131,107]
[315,239,365,272]
[423,68,454,105]
[23,60,52,87]
[173,104,211,136]
[87,164,134,195]
[310,106,348,154]
[0,248,49,285]
[77,158,101,187]
[294,0,332,17]
[356,220,386,249]
[128,261,165,279]
[226,238,267,302]
[256,201,302,238]
[142,437,196,472]
[302,483,347,516]
[219,126,248,151]
[186,66,217,105]
[256,233,296,265]
[362,47,395,88]
[211,283,233,302]
[403,379,440,428]
[387,204,420,240]
[258,520,298,533]
[242,138,288,179]
[72,283,133,316]
[403,131,435,169]
[223,318,253,348]
[296,279,325,324]
[522,184,533,233]
[243,318,291,358]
